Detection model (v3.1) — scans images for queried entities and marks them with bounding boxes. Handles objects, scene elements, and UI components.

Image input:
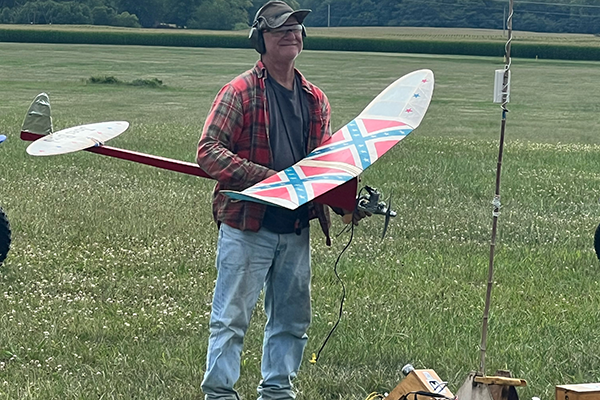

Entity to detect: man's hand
[342,209,372,226]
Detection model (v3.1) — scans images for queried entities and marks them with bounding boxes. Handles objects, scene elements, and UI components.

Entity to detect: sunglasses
[265,24,304,36]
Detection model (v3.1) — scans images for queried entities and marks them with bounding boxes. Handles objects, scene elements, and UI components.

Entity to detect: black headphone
[248,16,307,54]
[248,16,268,54]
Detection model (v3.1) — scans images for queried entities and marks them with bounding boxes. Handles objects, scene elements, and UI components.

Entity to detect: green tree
[113,10,139,27]
[189,0,252,30]
[163,0,202,27]
[91,4,114,25]
[116,0,164,27]
[60,2,92,23]
[0,0,25,8]
[13,1,40,23]
[0,6,13,22]
[297,0,329,26]
[11,1,92,24]
[338,0,377,26]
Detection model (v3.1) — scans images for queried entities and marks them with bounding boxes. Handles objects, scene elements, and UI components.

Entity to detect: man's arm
[320,92,332,143]
[197,84,274,191]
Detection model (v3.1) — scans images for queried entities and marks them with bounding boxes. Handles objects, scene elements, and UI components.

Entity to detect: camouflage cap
[253,1,311,29]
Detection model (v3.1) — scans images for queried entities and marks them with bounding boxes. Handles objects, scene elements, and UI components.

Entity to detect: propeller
[356,186,397,239]
[382,192,394,240]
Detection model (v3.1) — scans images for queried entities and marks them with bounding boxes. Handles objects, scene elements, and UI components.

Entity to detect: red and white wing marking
[228,160,360,209]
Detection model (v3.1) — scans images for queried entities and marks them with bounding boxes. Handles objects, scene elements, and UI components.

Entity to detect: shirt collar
[255,60,313,94]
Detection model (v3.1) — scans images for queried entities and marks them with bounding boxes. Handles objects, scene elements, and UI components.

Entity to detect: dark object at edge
[0,207,11,264]
[594,223,600,261]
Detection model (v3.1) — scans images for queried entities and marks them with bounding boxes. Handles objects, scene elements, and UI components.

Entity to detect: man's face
[262,16,303,62]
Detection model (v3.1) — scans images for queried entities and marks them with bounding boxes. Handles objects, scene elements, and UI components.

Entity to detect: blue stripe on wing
[308,120,412,169]
[248,171,351,207]
[224,191,280,207]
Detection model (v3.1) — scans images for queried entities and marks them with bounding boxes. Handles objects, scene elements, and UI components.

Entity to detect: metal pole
[328,4,331,27]
[479,0,513,377]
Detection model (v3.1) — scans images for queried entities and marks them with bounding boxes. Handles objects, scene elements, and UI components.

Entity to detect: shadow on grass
[86,76,165,88]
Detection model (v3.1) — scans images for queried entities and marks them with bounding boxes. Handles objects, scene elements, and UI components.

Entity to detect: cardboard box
[385,369,454,400]
[556,384,600,400]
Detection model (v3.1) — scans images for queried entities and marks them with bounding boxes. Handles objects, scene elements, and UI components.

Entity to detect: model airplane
[20,69,435,217]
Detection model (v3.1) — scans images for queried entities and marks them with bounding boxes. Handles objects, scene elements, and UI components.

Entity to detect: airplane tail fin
[22,93,53,135]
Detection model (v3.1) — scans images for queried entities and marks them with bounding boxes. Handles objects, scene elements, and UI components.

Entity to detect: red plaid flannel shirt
[197,61,334,243]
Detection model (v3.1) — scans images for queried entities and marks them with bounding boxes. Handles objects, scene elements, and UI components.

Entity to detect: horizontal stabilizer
[26,121,129,156]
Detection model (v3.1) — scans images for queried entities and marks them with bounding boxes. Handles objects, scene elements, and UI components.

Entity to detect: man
[197,2,363,398]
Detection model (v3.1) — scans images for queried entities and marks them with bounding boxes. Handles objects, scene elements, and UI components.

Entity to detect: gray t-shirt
[262,73,310,234]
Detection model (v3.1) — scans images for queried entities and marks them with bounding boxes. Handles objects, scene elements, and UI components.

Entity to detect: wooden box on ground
[556,384,600,400]
[385,369,454,400]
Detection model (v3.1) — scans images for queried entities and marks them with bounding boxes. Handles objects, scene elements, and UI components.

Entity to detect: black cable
[400,390,454,400]
[311,187,369,364]
[336,221,353,237]
[310,221,354,364]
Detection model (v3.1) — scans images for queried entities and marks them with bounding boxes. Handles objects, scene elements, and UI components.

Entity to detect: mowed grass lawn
[0,41,599,400]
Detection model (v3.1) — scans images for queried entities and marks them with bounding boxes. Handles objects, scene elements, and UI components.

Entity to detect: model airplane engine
[357,185,396,239]
[358,186,396,217]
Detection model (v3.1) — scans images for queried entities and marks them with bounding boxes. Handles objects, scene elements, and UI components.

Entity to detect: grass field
[0,41,599,400]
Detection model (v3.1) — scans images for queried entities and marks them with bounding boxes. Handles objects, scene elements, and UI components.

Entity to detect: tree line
[0,0,599,34]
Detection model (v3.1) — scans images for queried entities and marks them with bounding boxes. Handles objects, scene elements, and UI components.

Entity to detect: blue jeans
[201,223,312,400]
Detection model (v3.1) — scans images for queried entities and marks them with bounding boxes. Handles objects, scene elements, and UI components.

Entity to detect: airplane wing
[223,69,435,211]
